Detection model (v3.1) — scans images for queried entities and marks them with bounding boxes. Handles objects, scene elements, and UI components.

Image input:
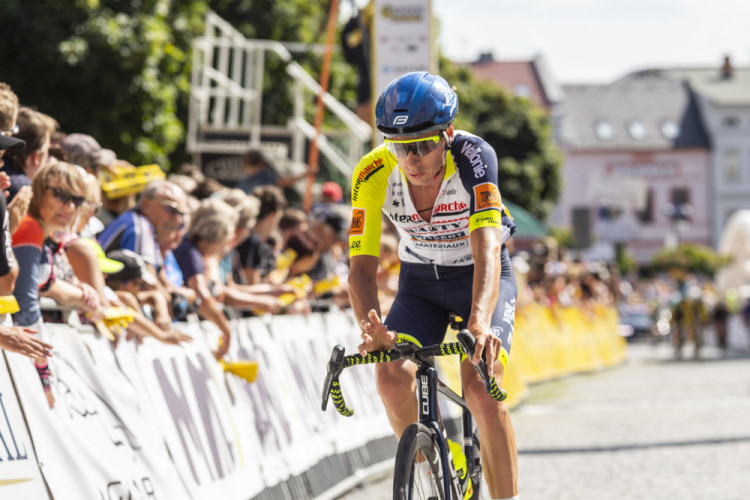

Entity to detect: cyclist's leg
[379,272,450,439]
[462,247,518,499]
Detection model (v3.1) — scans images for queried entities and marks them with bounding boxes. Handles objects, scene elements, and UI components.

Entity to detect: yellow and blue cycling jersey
[349,131,516,266]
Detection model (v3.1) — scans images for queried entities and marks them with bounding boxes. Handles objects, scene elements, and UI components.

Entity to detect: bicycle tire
[393,423,449,500]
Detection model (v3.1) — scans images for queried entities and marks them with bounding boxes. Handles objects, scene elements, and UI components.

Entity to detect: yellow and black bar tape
[330,379,354,417]
[487,377,508,402]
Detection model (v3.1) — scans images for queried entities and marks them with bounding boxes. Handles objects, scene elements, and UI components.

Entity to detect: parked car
[617,303,654,340]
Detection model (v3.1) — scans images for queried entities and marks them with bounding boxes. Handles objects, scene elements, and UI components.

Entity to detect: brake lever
[321,345,345,411]
[456,330,507,402]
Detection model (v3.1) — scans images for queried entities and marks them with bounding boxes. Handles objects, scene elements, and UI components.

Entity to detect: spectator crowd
[0,81,354,408]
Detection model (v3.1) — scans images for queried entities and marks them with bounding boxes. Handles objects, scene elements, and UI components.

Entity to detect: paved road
[341,322,750,499]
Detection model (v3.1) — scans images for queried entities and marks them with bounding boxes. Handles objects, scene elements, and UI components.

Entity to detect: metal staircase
[187,11,371,185]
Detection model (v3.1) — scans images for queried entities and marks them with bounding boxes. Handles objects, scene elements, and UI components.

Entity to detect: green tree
[0,0,209,169]
[646,243,731,278]
[439,59,562,220]
[0,0,355,171]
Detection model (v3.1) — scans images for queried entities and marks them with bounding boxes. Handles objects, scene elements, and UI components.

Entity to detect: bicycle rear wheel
[393,423,448,500]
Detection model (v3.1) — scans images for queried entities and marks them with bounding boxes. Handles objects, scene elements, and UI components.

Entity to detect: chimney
[721,55,733,79]
[477,52,494,64]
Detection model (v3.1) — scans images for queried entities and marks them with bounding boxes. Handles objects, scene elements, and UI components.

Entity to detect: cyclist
[348,71,519,500]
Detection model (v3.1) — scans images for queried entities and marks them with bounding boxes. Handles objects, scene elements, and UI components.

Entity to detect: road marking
[516,395,750,415]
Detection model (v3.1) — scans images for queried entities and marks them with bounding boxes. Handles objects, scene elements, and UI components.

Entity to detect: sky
[428,0,750,83]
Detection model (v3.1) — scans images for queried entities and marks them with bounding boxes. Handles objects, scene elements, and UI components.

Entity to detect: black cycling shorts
[384,247,517,361]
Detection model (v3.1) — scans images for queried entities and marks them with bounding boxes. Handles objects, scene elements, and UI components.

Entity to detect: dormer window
[660,120,680,140]
[595,121,614,140]
[628,120,647,140]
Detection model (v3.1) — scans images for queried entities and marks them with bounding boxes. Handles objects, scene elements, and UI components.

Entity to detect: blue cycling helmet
[375,71,458,137]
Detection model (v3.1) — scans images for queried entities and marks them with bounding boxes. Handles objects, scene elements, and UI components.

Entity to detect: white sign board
[372,0,435,98]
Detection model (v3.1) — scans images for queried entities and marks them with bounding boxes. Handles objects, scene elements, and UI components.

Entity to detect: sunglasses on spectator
[0,124,19,136]
[384,134,444,158]
[50,187,85,208]
[158,199,186,216]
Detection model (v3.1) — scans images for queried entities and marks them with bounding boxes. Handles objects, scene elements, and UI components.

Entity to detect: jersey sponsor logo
[473,183,502,211]
[352,158,385,201]
[350,240,362,251]
[414,240,467,250]
[393,115,409,125]
[472,213,501,227]
[350,208,366,236]
[433,200,467,215]
[410,232,469,243]
[388,212,420,224]
[408,220,467,234]
[460,142,487,178]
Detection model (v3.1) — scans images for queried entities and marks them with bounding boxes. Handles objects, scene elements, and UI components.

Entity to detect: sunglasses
[0,124,19,137]
[50,187,85,208]
[158,199,186,216]
[384,134,444,158]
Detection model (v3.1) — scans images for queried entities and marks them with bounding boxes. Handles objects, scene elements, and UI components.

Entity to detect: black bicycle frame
[416,362,468,498]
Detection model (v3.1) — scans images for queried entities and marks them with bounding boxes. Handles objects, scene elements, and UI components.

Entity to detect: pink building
[557,77,711,262]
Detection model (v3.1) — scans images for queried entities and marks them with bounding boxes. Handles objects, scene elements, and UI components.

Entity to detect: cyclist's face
[390,131,448,187]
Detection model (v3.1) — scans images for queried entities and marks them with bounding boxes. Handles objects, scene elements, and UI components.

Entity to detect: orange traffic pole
[303,0,340,212]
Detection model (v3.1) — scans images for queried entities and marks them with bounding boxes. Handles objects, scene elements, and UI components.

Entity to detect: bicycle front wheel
[393,423,448,500]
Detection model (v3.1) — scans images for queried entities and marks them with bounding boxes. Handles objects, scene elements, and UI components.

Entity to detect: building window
[723,116,740,128]
[724,148,740,182]
[637,189,654,223]
[660,120,680,140]
[513,84,530,98]
[670,188,691,222]
[594,121,614,141]
[628,120,647,140]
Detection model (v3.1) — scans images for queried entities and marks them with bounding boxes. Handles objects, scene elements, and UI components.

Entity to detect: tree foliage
[439,59,562,220]
[646,243,731,278]
[0,0,210,169]
[0,0,353,171]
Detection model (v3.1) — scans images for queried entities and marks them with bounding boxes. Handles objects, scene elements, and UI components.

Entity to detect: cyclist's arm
[467,225,503,372]
[348,254,381,324]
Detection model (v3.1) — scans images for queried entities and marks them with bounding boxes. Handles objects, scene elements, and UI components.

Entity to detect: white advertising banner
[0,352,48,500]
[1,310,394,500]
[5,325,169,500]
[372,0,435,97]
[134,324,251,499]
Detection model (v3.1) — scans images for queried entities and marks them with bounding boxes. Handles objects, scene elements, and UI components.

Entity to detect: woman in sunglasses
[11,161,103,407]
[348,71,520,500]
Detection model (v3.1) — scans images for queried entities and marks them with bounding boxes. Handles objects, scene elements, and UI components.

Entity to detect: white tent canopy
[716,210,750,295]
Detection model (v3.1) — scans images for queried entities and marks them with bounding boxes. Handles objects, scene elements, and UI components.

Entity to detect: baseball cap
[312,205,349,241]
[105,249,157,285]
[321,181,343,203]
[0,129,25,151]
[61,133,109,170]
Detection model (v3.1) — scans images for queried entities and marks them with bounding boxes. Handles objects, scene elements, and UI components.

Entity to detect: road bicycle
[321,317,506,499]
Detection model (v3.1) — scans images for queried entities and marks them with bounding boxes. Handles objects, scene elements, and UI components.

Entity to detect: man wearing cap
[308,204,351,306]
[98,179,188,303]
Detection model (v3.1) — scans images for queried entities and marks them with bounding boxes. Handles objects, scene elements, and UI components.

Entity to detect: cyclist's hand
[358,309,397,356]
[469,325,501,378]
